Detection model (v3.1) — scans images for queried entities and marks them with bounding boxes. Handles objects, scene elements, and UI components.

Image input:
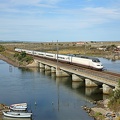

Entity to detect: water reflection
[45,71,51,76]
[56,77,71,85]
[9,65,12,72]
[72,81,85,89]
[51,73,56,79]
[39,68,45,74]
[23,67,104,103]
[85,87,102,96]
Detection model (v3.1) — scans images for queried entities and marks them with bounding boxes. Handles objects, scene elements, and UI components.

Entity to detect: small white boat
[10,103,27,111]
[2,110,32,118]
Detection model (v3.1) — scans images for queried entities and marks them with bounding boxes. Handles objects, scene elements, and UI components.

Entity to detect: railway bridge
[29,57,120,94]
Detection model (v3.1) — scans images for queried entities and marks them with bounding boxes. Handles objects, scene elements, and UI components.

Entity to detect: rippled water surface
[100,58,120,73]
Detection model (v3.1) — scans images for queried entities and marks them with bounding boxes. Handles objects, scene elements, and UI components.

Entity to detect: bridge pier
[39,63,45,68]
[72,74,83,82]
[56,67,70,77]
[102,84,113,94]
[45,65,51,71]
[85,79,98,87]
[51,67,56,73]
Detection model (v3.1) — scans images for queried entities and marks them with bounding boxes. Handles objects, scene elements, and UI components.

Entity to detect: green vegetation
[106,44,117,51]
[1,41,120,60]
[108,80,120,112]
[0,45,5,52]
[94,112,105,120]
[14,51,33,64]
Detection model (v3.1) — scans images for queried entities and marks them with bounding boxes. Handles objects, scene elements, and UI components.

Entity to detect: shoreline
[83,100,119,120]
[0,54,37,68]
[0,104,9,120]
[0,54,19,67]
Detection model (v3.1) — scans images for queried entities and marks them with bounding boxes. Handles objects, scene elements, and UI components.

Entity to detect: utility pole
[52,40,53,53]
[84,41,86,55]
[57,40,58,67]
[57,40,59,69]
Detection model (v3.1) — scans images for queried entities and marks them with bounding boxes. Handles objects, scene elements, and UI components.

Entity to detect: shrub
[14,52,33,64]
[108,80,120,112]
[0,45,5,52]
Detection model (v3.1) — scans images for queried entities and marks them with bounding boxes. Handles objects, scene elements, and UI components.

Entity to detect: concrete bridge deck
[33,57,120,94]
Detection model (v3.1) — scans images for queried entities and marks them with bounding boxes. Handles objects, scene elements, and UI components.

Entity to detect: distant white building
[97,47,106,51]
[76,42,85,45]
[117,46,120,48]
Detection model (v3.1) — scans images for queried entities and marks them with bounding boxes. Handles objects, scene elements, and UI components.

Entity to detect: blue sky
[0,0,120,42]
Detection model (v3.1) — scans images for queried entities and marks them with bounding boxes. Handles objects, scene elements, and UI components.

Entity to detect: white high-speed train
[15,48,104,70]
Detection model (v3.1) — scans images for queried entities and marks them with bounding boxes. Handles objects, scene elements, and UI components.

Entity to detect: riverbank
[0,54,37,68]
[0,104,9,120]
[83,100,120,120]
[0,54,19,67]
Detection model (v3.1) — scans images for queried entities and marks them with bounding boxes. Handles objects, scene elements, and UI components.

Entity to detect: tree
[20,51,26,58]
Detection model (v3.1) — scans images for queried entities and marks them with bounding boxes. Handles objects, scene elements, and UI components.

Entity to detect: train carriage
[34,51,45,57]
[45,53,56,59]
[71,55,103,69]
[57,54,71,63]
[71,56,90,67]
[15,48,103,70]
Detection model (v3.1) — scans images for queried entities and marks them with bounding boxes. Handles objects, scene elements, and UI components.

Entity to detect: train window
[92,59,100,62]
[46,55,54,57]
[58,57,65,59]
[38,53,44,55]
[80,56,89,59]
[67,54,74,56]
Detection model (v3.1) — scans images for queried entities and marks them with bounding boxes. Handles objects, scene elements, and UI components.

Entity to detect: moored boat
[10,103,27,111]
[2,110,32,118]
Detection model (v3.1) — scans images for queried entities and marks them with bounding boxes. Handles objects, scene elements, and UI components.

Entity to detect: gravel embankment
[0,54,19,67]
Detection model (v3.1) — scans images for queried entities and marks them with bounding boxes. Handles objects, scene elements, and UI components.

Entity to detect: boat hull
[10,107,27,111]
[10,103,27,111]
[3,111,32,118]
[3,116,31,120]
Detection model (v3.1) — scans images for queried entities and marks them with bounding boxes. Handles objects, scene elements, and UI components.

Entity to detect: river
[100,58,120,73]
[0,58,120,120]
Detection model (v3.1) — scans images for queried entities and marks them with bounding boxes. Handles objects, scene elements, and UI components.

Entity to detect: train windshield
[92,58,100,62]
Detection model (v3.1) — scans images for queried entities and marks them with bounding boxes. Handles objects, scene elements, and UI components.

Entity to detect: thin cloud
[0,0,120,41]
